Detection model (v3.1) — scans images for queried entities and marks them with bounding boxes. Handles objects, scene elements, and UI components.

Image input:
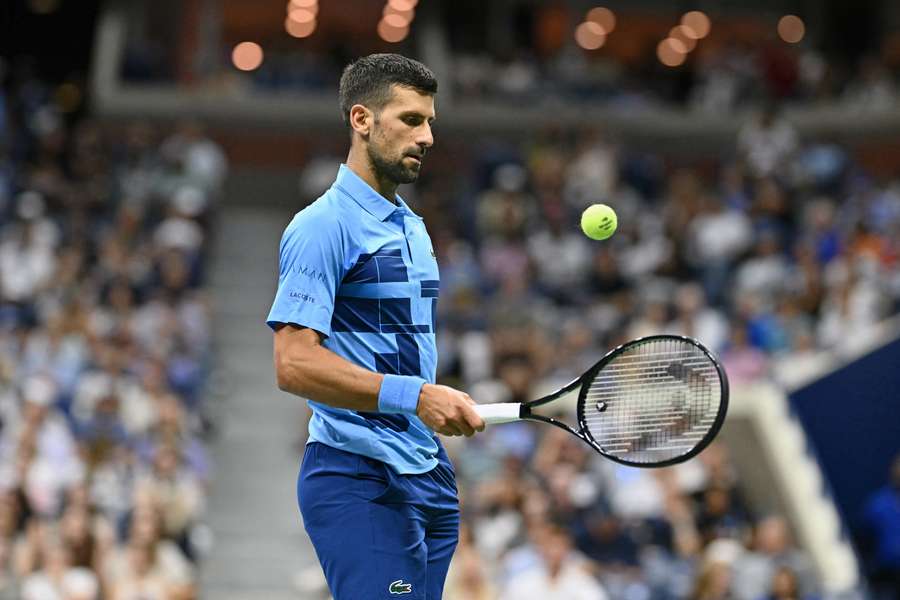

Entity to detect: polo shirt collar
[334,163,418,221]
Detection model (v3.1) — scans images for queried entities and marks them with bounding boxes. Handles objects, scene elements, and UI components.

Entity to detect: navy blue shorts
[298,441,460,600]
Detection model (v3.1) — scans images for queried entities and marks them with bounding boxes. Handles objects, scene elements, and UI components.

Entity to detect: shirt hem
[304,437,439,475]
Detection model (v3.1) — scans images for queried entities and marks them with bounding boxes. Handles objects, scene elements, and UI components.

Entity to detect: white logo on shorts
[389,579,412,594]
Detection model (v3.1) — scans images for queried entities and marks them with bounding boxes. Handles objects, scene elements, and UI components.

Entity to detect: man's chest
[331,217,440,337]
[341,217,439,291]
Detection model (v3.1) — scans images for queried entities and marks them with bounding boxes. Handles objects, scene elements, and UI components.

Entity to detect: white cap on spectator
[22,374,56,407]
[171,185,208,217]
[62,567,100,600]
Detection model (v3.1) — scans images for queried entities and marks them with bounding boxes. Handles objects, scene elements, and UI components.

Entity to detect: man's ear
[349,104,371,138]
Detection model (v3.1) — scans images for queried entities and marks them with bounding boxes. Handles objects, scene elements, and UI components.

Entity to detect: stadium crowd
[196,40,900,114]
[293,100,898,599]
[5,52,900,600]
[443,35,899,113]
[126,6,900,116]
[0,71,225,599]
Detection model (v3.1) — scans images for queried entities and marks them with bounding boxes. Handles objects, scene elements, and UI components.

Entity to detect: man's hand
[416,384,485,437]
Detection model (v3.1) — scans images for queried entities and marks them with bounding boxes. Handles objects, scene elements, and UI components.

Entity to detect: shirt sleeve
[266,206,348,336]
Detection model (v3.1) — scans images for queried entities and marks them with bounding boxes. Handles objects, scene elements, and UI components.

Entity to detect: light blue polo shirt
[267,164,441,474]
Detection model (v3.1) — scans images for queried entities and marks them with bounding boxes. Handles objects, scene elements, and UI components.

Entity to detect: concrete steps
[199,195,325,599]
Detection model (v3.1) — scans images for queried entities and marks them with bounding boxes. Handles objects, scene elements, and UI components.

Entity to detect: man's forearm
[277,342,385,411]
[276,339,426,416]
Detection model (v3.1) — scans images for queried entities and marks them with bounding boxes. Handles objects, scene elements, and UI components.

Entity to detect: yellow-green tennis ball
[581,204,617,240]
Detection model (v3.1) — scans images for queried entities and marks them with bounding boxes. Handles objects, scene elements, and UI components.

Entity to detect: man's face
[366,85,435,185]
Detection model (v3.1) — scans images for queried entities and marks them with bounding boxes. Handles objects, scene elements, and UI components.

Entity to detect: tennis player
[266,54,484,600]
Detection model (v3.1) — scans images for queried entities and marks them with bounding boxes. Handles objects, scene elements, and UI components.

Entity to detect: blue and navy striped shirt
[267,164,441,473]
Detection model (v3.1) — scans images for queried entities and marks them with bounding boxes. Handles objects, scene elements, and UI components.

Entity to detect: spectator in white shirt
[737,105,798,179]
[500,524,608,600]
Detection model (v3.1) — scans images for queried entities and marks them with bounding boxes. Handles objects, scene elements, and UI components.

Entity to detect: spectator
[860,454,900,600]
[842,57,898,113]
[527,210,591,304]
[731,516,817,600]
[720,322,769,384]
[762,566,819,600]
[690,560,734,600]
[135,444,204,556]
[695,485,750,545]
[59,504,99,572]
[734,230,791,300]
[0,193,57,303]
[737,104,798,179]
[563,131,619,210]
[19,535,82,600]
[61,568,100,600]
[499,524,608,600]
[159,120,228,194]
[666,283,729,353]
[817,268,878,349]
[107,540,169,600]
[1,71,220,596]
[444,538,498,600]
[105,502,194,599]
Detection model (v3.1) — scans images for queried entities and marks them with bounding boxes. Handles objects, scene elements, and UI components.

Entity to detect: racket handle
[474,403,522,425]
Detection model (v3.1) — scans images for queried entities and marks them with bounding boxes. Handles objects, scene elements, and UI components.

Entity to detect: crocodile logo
[389,579,412,594]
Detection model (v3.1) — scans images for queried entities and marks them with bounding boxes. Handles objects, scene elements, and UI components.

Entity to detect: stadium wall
[788,331,900,555]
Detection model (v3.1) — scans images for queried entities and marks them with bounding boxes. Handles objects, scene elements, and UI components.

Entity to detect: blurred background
[2,0,900,599]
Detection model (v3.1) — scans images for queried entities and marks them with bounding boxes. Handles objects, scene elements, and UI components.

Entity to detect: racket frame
[518,334,729,468]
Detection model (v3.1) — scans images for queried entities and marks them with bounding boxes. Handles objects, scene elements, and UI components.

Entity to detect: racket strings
[580,338,721,464]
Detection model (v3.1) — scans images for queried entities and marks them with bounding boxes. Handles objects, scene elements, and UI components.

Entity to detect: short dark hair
[338,53,437,127]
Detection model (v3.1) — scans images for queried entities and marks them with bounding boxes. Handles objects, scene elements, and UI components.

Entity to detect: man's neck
[346,149,398,204]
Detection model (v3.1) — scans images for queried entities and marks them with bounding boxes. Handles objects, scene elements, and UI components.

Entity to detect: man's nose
[416,123,433,149]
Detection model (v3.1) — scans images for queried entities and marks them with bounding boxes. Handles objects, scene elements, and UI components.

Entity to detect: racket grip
[474,403,522,425]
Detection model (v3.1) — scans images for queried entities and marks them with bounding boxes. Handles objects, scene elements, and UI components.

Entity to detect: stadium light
[669,26,697,52]
[286,0,317,38]
[388,0,418,10]
[379,0,416,41]
[586,7,616,34]
[384,3,415,20]
[378,19,409,42]
[383,13,411,28]
[665,37,688,54]
[575,21,606,50]
[657,39,687,66]
[286,15,316,38]
[288,8,316,24]
[680,11,711,39]
[232,42,264,71]
[778,15,805,43]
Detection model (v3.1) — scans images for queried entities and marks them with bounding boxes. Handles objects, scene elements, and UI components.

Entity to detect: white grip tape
[474,403,522,425]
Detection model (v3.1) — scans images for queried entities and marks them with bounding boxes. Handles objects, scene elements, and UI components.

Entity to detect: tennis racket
[473,334,728,468]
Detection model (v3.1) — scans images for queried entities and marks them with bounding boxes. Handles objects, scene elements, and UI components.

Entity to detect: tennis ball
[581,204,617,240]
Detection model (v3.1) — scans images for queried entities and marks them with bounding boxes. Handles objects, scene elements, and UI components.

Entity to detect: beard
[367,135,421,185]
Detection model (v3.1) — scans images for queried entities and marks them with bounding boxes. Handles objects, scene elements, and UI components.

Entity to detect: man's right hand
[416,384,485,437]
